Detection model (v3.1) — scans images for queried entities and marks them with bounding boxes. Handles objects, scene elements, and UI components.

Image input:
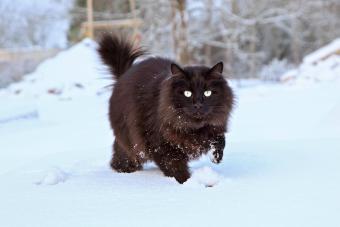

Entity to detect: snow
[282,38,340,84]
[292,56,340,84]
[1,39,110,99]
[187,166,222,187]
[35,167,68,186]
[304,38,340,65]
[1,39,340,226]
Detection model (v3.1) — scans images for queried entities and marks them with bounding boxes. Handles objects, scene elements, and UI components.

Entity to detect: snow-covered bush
[139,0,340,79]
[259,59,293,81]
[0,0,74,49]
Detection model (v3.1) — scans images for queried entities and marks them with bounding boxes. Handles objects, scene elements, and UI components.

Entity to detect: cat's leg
[110,141,142,173]
[211,134,225,164]
[153,146,190,184]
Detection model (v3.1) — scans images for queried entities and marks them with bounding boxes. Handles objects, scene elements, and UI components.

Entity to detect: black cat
[98,34,234,184]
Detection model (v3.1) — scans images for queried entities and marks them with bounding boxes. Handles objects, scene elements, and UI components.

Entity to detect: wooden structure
[86,0,94,39]
[82,0,142,43]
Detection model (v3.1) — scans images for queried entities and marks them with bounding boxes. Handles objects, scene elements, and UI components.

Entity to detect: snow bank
[304,38,340,65]
[282,38,340,84]
[2,39,110,99]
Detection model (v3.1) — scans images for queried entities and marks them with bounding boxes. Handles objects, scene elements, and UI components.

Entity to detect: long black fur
[98,34,145,79]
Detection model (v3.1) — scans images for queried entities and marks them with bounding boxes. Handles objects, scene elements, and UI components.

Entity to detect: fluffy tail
[98,34,145,79]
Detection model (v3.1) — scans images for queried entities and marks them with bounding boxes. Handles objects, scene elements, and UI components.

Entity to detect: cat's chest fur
[159,125,222,158]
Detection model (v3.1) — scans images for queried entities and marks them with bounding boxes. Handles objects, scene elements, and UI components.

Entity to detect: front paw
[212,149,223,164]
[174,171,190,184]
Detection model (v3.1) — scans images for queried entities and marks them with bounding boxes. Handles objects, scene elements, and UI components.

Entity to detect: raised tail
[98,34,145,79]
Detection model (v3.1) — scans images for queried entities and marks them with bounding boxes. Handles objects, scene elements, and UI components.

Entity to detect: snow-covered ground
[1,40,340,227]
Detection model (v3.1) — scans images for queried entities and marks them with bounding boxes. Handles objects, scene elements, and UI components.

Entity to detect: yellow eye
[184,90,192,97]
[204,90,212,97]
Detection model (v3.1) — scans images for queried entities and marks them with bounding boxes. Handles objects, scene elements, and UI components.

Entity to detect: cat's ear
[170,63,185,76]
[209,62,223,75]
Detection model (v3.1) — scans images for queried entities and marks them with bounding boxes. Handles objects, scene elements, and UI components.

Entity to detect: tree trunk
[171,0,189,64]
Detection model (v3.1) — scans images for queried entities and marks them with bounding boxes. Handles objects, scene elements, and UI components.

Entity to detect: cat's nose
[193,103,203,109]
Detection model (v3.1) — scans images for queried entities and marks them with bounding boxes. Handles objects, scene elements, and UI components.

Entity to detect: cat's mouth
[187,115,208,129]
[182,108,209,121]
[192,112,205,120]
[188,110,211,122]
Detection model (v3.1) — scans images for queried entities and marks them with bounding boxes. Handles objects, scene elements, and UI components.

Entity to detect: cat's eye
[184,90,192,97]
[204,90,212,97]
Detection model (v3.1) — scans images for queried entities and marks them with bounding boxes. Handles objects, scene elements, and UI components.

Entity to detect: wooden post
[86,0,94,39]
[129,0,142,47]
[171,0,189,64]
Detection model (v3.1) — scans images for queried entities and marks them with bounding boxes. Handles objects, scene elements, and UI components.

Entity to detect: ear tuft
[170,63,185,76]
[209,62,223,74]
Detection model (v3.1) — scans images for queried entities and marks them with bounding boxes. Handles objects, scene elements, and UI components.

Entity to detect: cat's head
[159,62,234,130]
